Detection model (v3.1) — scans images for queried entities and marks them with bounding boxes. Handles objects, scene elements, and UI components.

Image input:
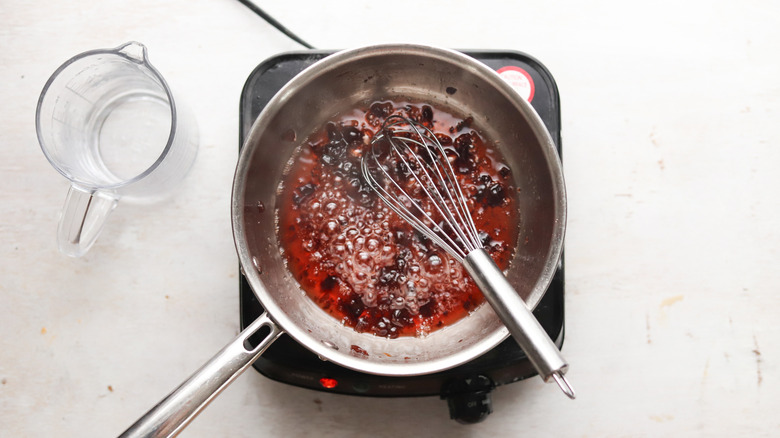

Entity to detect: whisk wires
[361,115,483,263]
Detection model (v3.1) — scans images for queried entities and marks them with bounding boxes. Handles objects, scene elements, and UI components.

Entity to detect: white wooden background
[1,0,778,436]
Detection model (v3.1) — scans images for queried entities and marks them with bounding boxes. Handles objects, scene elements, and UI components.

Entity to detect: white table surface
[2,1,779,436]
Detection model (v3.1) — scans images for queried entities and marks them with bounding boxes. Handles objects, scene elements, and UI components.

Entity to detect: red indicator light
[319,377,338,389]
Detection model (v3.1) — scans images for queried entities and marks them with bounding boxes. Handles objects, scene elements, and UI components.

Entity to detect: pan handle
[118,312,283,438]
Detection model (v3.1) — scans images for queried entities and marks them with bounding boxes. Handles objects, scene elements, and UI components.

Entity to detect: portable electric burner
[238,50,564,424]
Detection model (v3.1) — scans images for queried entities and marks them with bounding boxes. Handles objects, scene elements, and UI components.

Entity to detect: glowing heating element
[319,377,338,389]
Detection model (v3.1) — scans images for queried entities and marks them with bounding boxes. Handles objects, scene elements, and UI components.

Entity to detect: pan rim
[232,43,566,376]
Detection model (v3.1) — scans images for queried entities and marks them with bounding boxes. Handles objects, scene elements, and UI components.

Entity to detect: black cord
[235,0,315,49]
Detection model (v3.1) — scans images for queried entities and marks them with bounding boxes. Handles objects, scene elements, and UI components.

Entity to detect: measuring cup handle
[57,185,118,257]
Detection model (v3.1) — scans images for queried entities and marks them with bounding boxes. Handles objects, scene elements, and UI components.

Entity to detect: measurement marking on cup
[52,117,80,130]
[65,85,96,104]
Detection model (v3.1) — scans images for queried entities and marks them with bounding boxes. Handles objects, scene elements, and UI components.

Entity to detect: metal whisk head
[361,115,481,263]
[362,115,575,399]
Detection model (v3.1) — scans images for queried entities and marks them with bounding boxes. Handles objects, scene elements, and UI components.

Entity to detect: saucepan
[119,44,566,437]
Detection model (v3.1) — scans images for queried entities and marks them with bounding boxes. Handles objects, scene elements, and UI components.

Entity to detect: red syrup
[277,101,519,338]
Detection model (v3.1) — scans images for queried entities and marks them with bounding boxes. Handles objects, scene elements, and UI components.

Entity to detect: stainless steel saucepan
[119,44,566,437]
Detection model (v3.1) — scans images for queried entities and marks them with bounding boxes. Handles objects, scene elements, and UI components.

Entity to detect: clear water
[95,91,172,182]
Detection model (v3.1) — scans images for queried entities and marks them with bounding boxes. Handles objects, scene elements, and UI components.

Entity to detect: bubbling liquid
[277,101,519,338]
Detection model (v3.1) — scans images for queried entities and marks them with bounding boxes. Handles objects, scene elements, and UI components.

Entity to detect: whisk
[361,115,575,398]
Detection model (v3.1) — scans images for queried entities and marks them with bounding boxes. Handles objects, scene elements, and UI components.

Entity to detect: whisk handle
[464,249,574,399]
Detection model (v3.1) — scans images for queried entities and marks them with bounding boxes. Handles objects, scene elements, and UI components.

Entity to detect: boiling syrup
[277,101,519,338]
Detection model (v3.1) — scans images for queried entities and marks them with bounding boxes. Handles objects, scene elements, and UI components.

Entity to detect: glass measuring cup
[36,42,198,257]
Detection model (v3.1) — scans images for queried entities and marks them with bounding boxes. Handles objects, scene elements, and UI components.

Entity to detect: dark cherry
[292,183,316,205]
[342,126,362,143]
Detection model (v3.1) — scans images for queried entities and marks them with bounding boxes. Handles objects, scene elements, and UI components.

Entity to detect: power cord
[235,0,316,49]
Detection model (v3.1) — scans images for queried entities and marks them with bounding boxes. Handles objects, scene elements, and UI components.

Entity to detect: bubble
[325,202,337,212]
[428,254,441,267]
[391,296,405,310]
[402,280,416,296]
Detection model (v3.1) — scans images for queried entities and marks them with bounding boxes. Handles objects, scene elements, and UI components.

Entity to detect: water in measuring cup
[91,90,172,182]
